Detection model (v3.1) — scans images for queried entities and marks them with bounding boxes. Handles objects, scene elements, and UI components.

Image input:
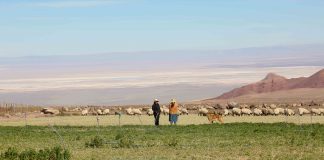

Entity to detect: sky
[1,0,324,105]
[0,0,324,57]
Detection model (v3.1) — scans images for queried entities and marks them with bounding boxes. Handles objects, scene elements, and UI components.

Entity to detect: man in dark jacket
[152,99,161,126]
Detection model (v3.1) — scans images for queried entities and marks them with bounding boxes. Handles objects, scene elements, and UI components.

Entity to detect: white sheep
[223,109,229,116]
[284,109,295,116]
[227,102,238,109]
[270,104,277,109]
[102,109,110,115]
[239,104,249,109]
[147,109,154,116]
[161,106,170,115]
[241,108,252,116]
[72,107,81,112]
[205,105,213,109]
[198,107,209,116]
[311,108,321,116]
[126,108,134,115]
[319,108,324,115]
[132,108,142,115]
[298,108,310,116]
[232,108,242,116]
[274,108,285,116]
[81,109,88,116]
[179,108,189,115]
[267,108,275,115]
[96,109,103,115]
[253,108,262,116]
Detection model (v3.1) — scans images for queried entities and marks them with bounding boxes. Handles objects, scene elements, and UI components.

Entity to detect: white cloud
[31,0,120,8]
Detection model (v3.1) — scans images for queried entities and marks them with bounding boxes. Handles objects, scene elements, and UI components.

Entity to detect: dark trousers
[153,112,160,126]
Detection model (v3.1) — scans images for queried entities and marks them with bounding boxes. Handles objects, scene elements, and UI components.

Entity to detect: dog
[206,113,223,124]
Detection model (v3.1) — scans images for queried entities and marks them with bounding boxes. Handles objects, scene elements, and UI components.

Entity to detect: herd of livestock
[41,101,324,117]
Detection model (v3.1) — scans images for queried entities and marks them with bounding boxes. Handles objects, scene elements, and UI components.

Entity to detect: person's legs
[170,114,177,125]
[156,113,160,126]
[174,115,178,125]
[154,112,158,126]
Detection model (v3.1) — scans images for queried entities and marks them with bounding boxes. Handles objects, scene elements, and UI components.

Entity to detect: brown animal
[206,113,223,124]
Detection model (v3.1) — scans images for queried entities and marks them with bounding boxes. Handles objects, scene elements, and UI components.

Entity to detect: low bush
[114,133,136,148]
[0,146,70,160]
[85,136,104,148]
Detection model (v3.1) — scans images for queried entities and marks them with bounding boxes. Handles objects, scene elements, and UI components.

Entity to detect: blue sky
[0,0,324,57]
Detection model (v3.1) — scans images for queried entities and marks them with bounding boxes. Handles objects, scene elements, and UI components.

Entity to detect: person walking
[152,99,161,126]
[169,99,179,125]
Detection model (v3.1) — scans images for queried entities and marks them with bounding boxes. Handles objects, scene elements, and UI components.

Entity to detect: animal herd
[42,102,324,117]
[78,105,189,116]
[212,102,324,116]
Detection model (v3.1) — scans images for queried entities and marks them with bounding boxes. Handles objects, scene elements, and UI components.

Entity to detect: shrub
[0,146,70,160]
[114,133,135,148]
[85,136,104,148]
[19,149,37,160]
[1,147,19,160]
[117,137,135,148]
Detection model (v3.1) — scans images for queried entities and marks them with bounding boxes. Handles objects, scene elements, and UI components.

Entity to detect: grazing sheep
[274,108,285,116]
[41,108,60,115]
[71,107,81,112]
[126,108,134,115]
[267,108,275,115]
[62,107,69,112]
[227,102,238,109]
[298,108,310,116]
[132,108,142,115]
[311,108,321,116]
[161,106,170,115]
[81,109,88,116]
[227,109,233,116]
[214,104,226,109]
[147,109,154,116]
[179,108,189,115]
[198,107,209,116]
[270,104,277,109]
[232,108,242,116]
[223,109,229,116]
[319,108,324,115]
[284,109,295,116]
[205,105,213,109]
[239,104,249,109]
[241,108,252,116]
[253,108,262,116]
[102,109,110,115]
[261,108,268,115]
[96,109,103,115]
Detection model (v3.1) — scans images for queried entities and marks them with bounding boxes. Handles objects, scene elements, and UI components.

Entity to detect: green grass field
[0,123,323,160]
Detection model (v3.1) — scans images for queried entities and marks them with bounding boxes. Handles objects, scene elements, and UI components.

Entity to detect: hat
[154,99,159,102]
[171,99,176,103]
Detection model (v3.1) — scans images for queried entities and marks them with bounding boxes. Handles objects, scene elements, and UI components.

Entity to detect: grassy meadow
[0,123,323,160]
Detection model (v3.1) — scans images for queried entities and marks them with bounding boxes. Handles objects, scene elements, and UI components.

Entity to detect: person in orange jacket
[169,99,179,125]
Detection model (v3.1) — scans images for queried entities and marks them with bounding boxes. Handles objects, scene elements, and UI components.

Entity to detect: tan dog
[206,113,223,124]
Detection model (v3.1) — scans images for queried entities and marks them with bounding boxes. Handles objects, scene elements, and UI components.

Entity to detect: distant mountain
[214,69,324,99]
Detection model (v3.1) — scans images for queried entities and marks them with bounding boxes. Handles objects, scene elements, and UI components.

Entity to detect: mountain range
[214,69,324,100]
